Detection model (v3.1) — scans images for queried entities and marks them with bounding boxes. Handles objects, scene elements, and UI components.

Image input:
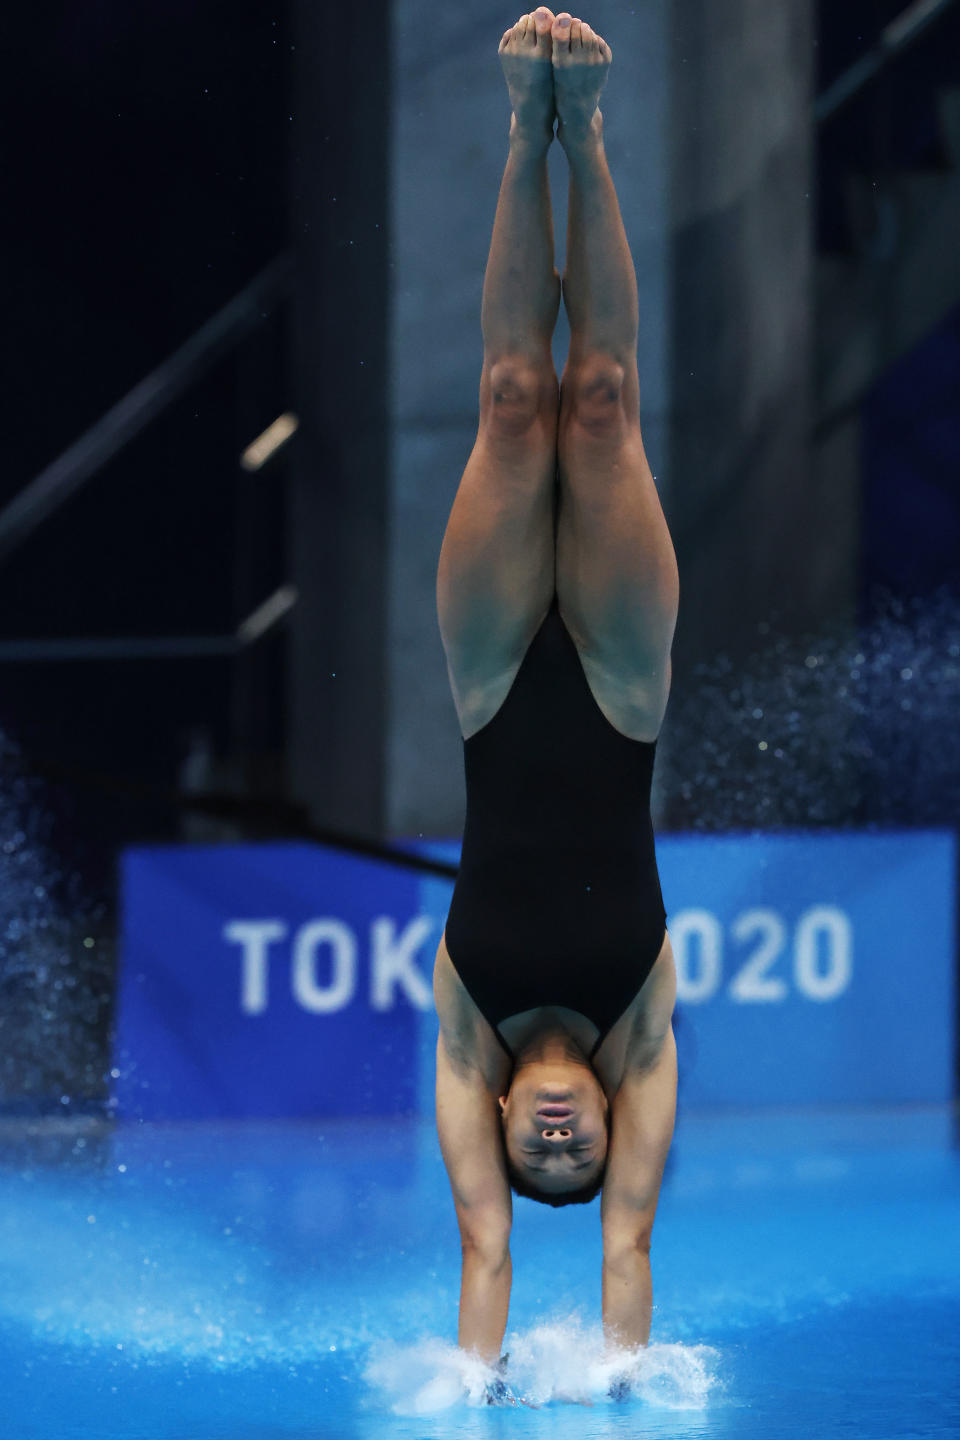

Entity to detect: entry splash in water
[363,1315,721,1412]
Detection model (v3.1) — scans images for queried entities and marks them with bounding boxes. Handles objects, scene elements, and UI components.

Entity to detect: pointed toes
[552,12,573,48]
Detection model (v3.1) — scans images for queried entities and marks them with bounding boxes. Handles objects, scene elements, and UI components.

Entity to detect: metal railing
[0,256,296,662]
[0,253,293,564]
[4,748,461,881]
[0,585,299,664]
[0,249,454,877]
[815,0,959,123]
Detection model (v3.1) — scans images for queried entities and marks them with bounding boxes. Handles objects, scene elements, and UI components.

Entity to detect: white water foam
[363,1314,721,1412]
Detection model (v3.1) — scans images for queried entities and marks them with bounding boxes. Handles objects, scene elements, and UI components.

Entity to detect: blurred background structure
[1,0,959,1115]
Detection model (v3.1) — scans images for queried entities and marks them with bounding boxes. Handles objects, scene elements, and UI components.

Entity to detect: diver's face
[498,1067,609,1193]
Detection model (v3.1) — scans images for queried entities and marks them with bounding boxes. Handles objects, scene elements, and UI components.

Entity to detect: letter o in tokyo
[292,919,357,1013]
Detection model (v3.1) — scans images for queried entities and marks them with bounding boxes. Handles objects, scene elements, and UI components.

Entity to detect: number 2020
[671,906,853,1004]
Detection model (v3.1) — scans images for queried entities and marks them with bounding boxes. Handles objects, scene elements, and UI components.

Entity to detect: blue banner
[115,844,431,1120]
[114,829,956,1119]
[654,829,956,1106]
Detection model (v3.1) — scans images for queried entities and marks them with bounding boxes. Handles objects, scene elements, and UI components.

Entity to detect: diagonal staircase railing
[815,0,959,123]
[0,253,293,565]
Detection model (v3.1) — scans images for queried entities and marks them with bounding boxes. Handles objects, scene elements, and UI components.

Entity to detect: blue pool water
[0,1103,958,1438]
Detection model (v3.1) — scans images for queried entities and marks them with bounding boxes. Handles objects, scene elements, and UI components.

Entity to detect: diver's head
[497,1035,609,1207]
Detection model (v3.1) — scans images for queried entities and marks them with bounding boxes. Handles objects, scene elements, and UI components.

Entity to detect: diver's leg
[552,15,678,737]
[437,10,562,732]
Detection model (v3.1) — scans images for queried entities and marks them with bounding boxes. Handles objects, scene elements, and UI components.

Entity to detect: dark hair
[504,1153,607,1206]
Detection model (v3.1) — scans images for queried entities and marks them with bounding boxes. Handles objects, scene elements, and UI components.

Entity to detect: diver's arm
[600,1024,677,1348]
[602,1244,653,1350]
[435,1029,514,1363]
[458,1237,512,1363]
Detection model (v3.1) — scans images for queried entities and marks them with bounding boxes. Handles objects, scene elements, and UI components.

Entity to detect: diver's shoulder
[618,930,677,1078]
[433,933,480,1046]
[433,933,509,1089]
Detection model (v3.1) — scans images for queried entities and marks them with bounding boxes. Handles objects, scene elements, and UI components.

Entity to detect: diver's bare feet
[499,9,556,145]
[551,13,612,150]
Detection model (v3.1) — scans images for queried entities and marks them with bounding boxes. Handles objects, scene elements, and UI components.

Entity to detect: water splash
[661,585,960,830]
[3,1170,718,1395]
[0,732,109,1117]
[363,1316,721,1412]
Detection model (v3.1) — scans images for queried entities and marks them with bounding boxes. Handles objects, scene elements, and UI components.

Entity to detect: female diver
[432,9,680,1373]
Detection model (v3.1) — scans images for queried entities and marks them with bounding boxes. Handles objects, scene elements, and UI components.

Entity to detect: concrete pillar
[666,0,816,671]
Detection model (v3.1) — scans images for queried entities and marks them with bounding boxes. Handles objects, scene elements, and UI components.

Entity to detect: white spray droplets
[363,1317,721,1413]
[663,585,960,829]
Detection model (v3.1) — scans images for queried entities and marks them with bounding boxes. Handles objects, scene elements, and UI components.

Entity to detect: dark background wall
[0,4,291,900]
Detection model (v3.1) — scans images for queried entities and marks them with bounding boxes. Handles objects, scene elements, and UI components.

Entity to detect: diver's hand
[608,1371,633,1401]
[482,1380,540,1408]
[482,1352,540,1408]
[482,1350,511,1405]
[483,1374,513,1405]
